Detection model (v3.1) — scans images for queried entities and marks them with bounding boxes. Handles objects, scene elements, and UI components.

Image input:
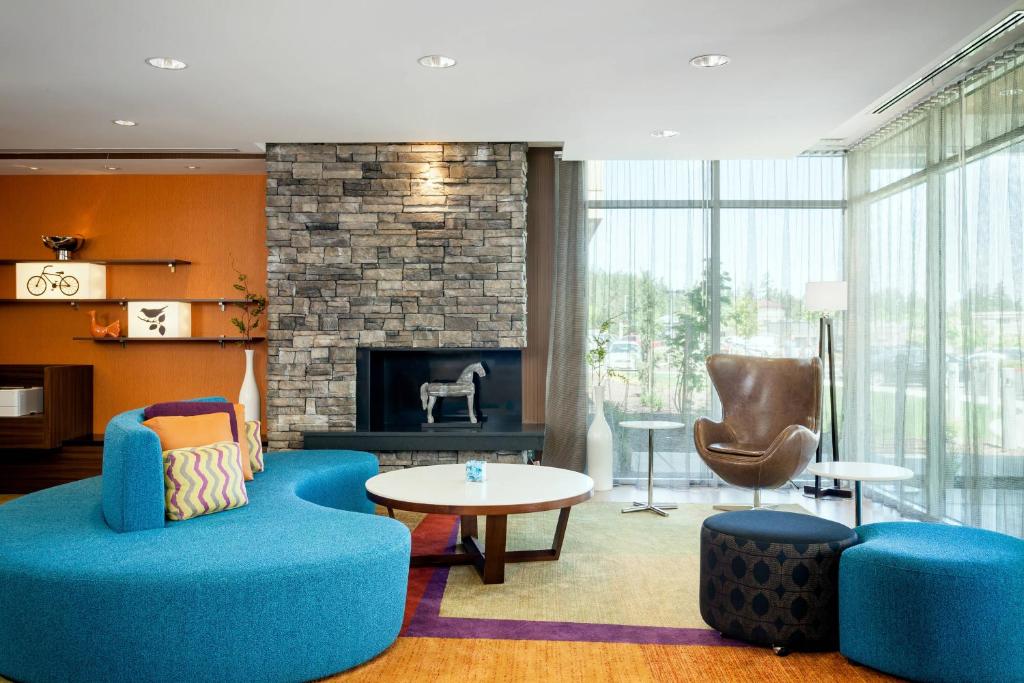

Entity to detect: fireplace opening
[356,348,522,432]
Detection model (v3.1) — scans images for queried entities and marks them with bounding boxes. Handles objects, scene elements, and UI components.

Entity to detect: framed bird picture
[127,301,192,338]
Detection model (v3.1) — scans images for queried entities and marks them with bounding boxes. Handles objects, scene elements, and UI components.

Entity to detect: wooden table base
[407,506,572,584]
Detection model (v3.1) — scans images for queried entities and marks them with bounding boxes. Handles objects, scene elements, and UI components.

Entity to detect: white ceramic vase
[238,348,260,422]
[587,383,614,491]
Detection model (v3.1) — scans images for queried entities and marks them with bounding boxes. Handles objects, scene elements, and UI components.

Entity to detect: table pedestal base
[622,501,678,517]
[802,483,853,499]
[408,507,572,584]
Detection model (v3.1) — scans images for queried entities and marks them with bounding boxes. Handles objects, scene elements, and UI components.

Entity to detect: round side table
[805,461,912,526]
[619,420,686,517]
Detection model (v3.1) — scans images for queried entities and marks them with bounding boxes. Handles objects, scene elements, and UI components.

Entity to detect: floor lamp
[802,281,851,499]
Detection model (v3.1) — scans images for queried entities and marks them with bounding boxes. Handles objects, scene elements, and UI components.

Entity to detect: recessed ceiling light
[145,56,188,70]
[104,166,121,171]
[185,165,200,170]
[650,129,680,138]
[112,119,137,127]
[418,54,456,69]
[690,54,730,68]
[27,166,40,171]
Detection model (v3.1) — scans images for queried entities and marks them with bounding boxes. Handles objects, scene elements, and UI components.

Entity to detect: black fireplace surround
[356,347,521,431]
[303,348,544,452]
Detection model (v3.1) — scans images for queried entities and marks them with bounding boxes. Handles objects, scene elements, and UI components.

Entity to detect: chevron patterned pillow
[245,420,264,473]
[162,441,249,521]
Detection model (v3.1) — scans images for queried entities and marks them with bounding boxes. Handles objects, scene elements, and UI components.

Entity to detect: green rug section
[439,502,809,628]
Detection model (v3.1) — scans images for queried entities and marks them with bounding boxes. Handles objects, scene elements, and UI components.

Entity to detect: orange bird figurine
[88,310,121,338]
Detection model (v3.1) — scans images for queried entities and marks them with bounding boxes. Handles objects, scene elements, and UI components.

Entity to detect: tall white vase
[587,383,614,491]
[238,348,260,422]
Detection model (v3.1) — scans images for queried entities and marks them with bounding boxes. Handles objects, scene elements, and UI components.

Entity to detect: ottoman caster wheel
[772,645,790,657]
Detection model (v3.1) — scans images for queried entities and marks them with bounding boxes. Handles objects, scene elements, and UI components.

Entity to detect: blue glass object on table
[465,460,487,482]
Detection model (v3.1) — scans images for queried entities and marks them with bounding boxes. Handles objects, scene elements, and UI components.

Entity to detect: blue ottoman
[700,510,858,652]
[840,522,1024,683]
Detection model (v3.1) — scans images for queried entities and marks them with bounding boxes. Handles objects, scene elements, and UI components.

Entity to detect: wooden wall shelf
[73,336,265,348]
[0,298,252,310]
[0,259,190,272]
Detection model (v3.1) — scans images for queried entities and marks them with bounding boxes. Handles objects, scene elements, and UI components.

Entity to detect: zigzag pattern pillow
[245,420,264,473]
[163,441,249,521]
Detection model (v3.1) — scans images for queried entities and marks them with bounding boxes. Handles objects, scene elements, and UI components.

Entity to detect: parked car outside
[607,341,643,372]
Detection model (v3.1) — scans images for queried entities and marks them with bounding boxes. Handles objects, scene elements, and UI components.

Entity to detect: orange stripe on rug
[326,637,900,682]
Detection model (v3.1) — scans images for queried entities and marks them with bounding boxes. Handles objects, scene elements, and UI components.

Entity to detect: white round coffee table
[619,420,686,516]
[805,461,913,526]
[365,463,593,584]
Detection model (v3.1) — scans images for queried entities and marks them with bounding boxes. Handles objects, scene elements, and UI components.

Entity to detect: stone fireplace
[265,142,531,468]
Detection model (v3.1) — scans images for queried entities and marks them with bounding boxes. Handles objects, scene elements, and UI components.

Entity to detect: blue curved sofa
[840,522,1024,683]
[0,402,411,683]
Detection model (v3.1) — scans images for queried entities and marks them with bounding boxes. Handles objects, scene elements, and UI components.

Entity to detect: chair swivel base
[711,489,775,513]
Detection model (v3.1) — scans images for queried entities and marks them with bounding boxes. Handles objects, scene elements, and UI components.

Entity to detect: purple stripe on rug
[404,517,740,647]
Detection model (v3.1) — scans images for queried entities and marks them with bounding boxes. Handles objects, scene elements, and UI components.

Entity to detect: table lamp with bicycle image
[14,236,106,301]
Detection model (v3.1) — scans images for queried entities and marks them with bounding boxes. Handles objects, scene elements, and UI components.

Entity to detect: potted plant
[585,318,622,491]
[230,267,267,422]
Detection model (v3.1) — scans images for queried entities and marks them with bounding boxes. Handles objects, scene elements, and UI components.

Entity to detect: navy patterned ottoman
[699,510,858,653]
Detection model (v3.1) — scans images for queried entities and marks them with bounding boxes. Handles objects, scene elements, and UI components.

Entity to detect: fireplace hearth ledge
[302,423,544,453]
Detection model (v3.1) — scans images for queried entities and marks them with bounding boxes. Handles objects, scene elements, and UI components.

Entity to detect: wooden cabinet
[0,365,92,449]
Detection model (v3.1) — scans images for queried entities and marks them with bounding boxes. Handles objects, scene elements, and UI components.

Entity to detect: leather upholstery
[694,354,822,491]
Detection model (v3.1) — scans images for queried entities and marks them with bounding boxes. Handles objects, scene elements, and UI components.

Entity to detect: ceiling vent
[873,10,1024,114]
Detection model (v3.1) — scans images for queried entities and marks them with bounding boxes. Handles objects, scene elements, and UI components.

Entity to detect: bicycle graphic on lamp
[26,264,80,297]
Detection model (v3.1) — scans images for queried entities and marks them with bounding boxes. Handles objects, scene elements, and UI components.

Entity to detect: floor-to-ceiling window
[586,156,845,486]
[848,44,1024,537]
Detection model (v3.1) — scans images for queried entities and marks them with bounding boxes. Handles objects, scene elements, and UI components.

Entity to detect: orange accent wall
[0,175,267,435]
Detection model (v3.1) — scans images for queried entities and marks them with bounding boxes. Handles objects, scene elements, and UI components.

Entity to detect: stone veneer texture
[265,142,528,452]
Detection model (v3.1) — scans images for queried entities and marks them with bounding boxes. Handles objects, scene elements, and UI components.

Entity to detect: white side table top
[365,463,593,511]
[619,420,687,431]
[806,461,914,482]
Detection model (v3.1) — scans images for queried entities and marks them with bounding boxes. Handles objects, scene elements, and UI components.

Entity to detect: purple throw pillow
[143,401,239,442]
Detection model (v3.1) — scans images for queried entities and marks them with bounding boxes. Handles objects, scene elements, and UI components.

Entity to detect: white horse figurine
[420,362,487,424]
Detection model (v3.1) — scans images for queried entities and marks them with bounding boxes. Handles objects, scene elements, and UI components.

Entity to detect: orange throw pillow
[231,404,254,480]
[142,413,234,452]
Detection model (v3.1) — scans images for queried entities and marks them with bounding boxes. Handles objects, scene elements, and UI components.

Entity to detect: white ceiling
[0,0,1019,168]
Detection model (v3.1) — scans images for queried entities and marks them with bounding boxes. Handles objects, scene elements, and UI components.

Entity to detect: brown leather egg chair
[694,354,822,509]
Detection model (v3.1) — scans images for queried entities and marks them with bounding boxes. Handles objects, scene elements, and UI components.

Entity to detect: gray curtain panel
[543,160,588,471]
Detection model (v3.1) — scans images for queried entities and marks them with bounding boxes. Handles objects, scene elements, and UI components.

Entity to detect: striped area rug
[330,502,899,682]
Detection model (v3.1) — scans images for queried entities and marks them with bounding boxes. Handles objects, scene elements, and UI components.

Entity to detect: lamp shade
[805,281,848,312]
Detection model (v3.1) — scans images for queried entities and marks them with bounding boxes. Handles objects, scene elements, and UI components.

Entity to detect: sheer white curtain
[586,161,711,485]
[847,44,1024,536]
[585,158,844,486]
